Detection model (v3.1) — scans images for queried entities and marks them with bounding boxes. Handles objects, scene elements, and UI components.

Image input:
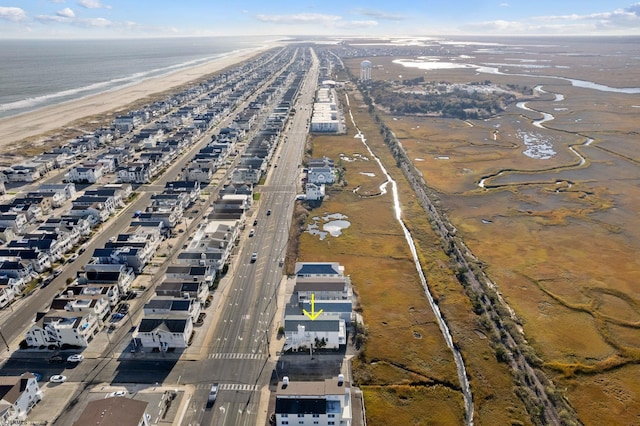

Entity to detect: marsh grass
[359,45,640,424]
[298,83,532,424]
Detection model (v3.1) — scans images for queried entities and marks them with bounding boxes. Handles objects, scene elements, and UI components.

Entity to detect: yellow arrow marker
[303,293,323,321]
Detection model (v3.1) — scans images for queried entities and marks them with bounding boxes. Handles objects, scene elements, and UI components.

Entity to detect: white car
[106,391,127,398]
[67,354,84,363]
[49,375,67,383]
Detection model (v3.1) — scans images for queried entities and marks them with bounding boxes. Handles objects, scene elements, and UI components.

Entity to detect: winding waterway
[479,85,593,188]
[345,93,475,425]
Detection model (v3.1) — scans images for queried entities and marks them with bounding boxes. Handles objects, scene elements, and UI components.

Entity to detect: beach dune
[0,44,275,148]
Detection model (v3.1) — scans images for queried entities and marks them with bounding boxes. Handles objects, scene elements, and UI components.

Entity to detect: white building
[25,311,100,348]
[305,183,325,201]
[283,316,346,351]
[134,316,193,351]
[275,377,352,426]
[67,166,103,184]
[0,373,43,423]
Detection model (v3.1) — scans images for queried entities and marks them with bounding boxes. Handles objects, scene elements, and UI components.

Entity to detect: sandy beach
[0,43,276,148]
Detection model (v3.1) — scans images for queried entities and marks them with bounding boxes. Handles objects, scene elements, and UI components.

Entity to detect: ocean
[0,36,277,120]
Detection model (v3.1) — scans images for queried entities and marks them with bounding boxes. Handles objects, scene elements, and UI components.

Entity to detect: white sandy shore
[0,43,277,147]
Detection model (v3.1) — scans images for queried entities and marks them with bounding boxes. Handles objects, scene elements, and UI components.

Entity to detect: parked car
[53,268,63,277]
[67,354,84,363]
[41,276,53,287]
[249,229,255,237]
[49,375,67,383]
[68,253,79,262]
[106,391,127,398]
[253,219,258,226]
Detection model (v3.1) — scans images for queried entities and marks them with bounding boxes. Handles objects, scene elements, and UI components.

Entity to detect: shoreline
[0,43,278,148]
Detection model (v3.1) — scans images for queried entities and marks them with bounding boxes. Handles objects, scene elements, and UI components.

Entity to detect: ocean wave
[0,49,245,117]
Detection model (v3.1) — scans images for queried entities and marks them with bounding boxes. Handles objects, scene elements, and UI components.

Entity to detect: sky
[1,1,640,39]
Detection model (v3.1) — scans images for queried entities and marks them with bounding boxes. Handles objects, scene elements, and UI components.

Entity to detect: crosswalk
[196,383,260,392]
[207,352,266,360]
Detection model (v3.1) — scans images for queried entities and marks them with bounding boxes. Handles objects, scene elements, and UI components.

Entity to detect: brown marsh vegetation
[336,37,640,425]
[297,81,532,423]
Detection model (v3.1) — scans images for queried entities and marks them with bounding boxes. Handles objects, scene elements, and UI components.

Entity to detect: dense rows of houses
[13,46,308,355]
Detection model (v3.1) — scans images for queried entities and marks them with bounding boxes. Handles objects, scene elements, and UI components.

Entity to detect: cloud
[57,8,75,18]
[462,3,640,34]
[351,9,406,21]
[255,13,342,25]
[499,3,510,7]
[0,6,28,22]
[77,0,110,9]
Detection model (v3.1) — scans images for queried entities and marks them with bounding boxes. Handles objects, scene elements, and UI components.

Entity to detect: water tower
[360,60,372,81]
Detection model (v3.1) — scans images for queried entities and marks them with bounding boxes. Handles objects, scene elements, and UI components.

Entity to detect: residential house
[134,316,193,351]
[0,373,43,423]
[0,226,16,243]
[72,397,150,426]
[0,260,33,281]
[305,183,325,201]
[283,315,347,351]
[274,377,352,426]
[66,166,103,184]
[231,167,260,185]
[82,263,136,293]
[37,182,77,201]
[0,213,27,234]
[117,164,152,184]
[163,181,201,205]
[25,310,100,348]
[143,297,201,324]
[51,291,111,325]
[155,280,209,304]
[307,167,335,184]
[68,204,110,225]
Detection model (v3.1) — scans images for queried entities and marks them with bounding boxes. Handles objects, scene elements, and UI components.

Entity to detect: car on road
[106,391,127,398]
[48,355,64,364]
[67,354,84,363]
[266,209,272,216]
[249,229,255,237]
[250,252,258,263]
[207,383,219,406]
[49,375,66,383]
[253,219,258,226]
